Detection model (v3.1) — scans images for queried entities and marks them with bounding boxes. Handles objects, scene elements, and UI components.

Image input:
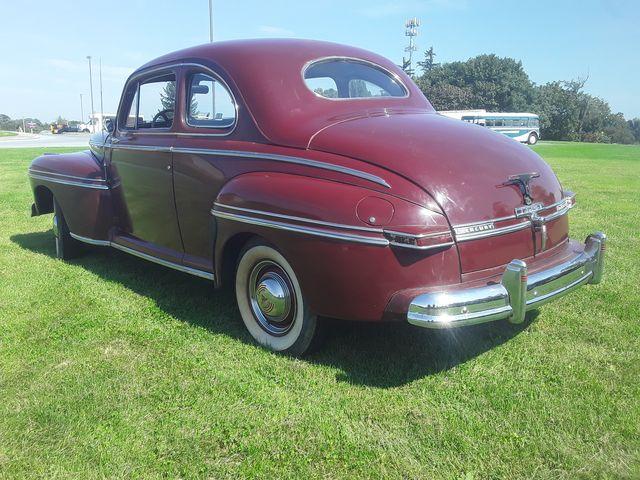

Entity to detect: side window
[186,72,236,129]
[306,77,338,98]
[124,88,138,129]
[137,74,176,129]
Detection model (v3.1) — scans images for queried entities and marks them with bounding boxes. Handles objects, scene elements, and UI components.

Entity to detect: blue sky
[1,0,638,121]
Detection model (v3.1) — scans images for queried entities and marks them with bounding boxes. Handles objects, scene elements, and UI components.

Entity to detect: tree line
[413,49,640,144]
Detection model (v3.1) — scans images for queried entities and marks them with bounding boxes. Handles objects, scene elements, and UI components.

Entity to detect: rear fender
[213,172,460,321]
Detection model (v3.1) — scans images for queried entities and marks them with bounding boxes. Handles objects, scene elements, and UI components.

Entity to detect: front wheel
[53,200,81,259]
[235,240,319,356]
[527,132,538,145]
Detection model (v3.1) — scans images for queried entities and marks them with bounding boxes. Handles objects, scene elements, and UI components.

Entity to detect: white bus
[440,110,541,145]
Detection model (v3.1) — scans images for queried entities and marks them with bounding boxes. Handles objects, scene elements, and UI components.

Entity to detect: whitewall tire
[235,241,319,355]
[528,133,538,145]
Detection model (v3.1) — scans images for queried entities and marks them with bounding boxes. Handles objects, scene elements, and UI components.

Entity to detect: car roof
[133,39,433,148]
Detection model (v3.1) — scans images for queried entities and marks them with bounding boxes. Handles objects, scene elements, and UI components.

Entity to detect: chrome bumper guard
[408,232,606,328]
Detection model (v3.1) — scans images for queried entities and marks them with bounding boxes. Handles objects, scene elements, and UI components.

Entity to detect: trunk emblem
[502,172,540,205]
[515,202,543,218]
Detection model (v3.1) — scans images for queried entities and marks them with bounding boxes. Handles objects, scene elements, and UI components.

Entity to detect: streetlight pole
[208,0,214,42]
[86,56,95,132]
[80,93,84,123]
[99,57,104,131]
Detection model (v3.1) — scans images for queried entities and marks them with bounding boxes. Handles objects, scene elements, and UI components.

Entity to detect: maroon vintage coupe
[28,39,606,354]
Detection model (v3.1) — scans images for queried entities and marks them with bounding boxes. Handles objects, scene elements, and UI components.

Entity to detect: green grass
[0,131,18,137]
[1,143,639,478]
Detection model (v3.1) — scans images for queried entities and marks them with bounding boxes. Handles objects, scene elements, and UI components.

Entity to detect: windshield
[304,58,407,99]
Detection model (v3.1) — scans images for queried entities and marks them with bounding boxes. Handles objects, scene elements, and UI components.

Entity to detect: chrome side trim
[174,148,391,188]
[212,210,389,246]
[69,233,215,281]
[69,232,110,246]
[382,229,452,239]
[388,240,455,251]
[28,173,110,190]
[28,169,107,184]
[110,144,172,153]
[213,202,382,233]
[454,221,531,242]
[104,144,390,188]
[110,242,215,280]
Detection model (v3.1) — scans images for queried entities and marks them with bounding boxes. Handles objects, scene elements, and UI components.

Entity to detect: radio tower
[403,17,420,76]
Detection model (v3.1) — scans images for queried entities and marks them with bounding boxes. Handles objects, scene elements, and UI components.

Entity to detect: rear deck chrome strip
[69,233,215,281]
[212,210,389,246]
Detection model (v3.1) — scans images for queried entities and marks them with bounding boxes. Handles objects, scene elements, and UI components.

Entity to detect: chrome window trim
[213,203,383,233]
[116,62,238,138]
[212,210,389,246]
[301,56,410,100]
[117,67,177,134]
[184,69,238,132]
[28,172,109,190]
[69,233,215,280]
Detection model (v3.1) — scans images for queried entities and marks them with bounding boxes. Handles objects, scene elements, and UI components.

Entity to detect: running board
[69,232,215,281]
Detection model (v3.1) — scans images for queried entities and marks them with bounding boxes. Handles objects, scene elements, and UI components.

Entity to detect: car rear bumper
[408,232,606,328]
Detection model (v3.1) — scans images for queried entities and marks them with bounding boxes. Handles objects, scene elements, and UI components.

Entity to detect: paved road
[0,132,92,148]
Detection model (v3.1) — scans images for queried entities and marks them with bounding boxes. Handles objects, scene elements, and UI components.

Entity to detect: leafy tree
[314,87,338,98]
[417,47,439,74]
[416,54,534,112]
[349,79,373,98]
[628,118,640,143]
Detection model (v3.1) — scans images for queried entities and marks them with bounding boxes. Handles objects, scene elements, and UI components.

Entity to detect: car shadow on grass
[12,230,536,388]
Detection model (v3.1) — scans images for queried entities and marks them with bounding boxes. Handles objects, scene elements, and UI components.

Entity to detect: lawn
[1,143,638,478]
[0,131,18,137]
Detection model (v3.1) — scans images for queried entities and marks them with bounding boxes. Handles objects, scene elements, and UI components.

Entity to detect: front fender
[213,172,461,322]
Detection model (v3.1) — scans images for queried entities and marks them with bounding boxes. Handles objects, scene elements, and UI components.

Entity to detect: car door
[171,67,239,271]
[109,70,183,263]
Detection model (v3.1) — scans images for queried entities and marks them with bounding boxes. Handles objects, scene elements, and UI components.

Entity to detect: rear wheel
[235,240,319,356]
[527,132,538,145]
[53,200,81,259]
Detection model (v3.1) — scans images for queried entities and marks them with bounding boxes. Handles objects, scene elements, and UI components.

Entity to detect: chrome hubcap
[52,215,59,238]
[249,260,296,336]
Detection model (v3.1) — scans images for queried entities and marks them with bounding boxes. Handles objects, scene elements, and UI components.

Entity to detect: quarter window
[186,72,236,129]
[304,58,407,99]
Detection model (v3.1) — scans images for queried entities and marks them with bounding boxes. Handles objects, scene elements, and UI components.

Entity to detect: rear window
[304,58,407,99]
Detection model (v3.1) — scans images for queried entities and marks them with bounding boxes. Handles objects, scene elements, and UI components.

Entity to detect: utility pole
[80,94,84,123]
[86,56,95,131]
[403,18,420,76]
[99,57,104,131]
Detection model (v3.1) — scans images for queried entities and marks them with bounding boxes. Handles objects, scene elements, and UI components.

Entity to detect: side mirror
[104,118,115,133]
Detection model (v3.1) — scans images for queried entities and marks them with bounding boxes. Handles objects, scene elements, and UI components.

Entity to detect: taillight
[383,228,454,251]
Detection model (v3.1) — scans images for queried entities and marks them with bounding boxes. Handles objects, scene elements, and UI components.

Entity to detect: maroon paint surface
[29,39,577,322]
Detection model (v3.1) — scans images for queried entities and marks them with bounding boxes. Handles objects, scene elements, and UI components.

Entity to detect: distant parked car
[50,124,79,134]
[28,40,606,355]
